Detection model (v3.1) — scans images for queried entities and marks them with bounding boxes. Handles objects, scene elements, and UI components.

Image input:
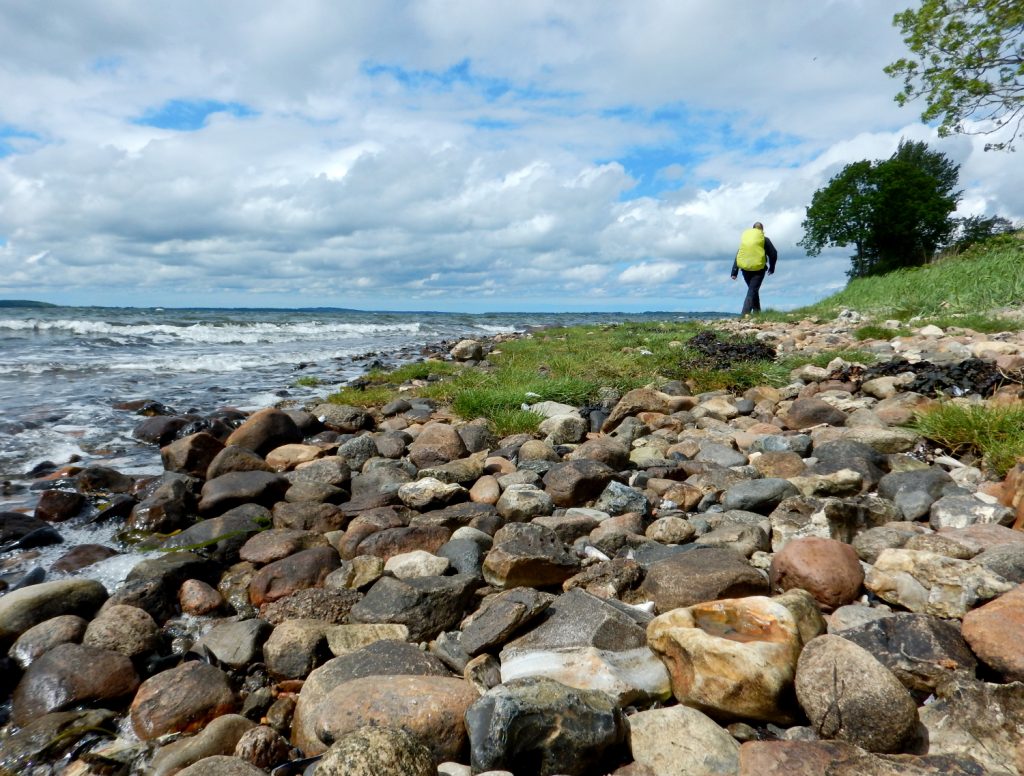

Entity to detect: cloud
[0,1,1021,311]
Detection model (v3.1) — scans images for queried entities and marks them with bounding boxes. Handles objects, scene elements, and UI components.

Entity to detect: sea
[0,305,724,589]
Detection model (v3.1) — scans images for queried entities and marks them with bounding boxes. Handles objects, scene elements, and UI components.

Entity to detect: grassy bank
[795,234,1024,321]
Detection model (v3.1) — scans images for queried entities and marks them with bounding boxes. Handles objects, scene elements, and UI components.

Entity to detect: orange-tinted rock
[770,537,864,610]
[130,661,238,740]
[962,584,1024,681]
[248,546,340,607]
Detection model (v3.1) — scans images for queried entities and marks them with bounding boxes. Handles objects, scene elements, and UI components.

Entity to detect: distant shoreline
[0,299,59,308]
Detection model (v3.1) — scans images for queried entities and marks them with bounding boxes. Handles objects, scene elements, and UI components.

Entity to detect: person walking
[730,222,778,316]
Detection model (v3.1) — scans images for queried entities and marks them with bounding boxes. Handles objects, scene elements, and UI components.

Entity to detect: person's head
[752,222,764,230]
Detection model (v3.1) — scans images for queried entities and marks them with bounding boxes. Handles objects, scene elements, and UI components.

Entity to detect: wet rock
[314,675,479,762]
[770,536,864,609]
[482,522,579,588]
[840,612,977,697]
[50,543,120,574]
[149,714,256,776]
[195,618,273,670]
[161,503,270,562]
[272,501,349,533]
[648,592,823,722]
[865,548,1014,618]
[176,756,268,776]
[349,573,479,642]
[130,660,238,739]
[111,552,219,622]
[0,578,107,645]
[199,470,289,515]
[640,546,768,612]
[12,643,140,725]
[83,604,159,658]
[162,431,226,478]
[34,488,85,522]
[0,710,117,776]
[133,415,188,446]
[629,705,740,776]
[224,407,302,456]
[466,677,627,776]
[233,724,291,770]
[795,634,918,753]
[248,546,340,606]
[9,614,88,669]
[206,444,273,479]
[285,479,348,504]
[129,473,197,533]
[314,725,435,776]
[961,584,1024,681]
[292,639,452,754]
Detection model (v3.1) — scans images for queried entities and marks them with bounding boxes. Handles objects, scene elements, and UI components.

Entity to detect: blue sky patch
[0,125,41,157]
[134,99,258,131]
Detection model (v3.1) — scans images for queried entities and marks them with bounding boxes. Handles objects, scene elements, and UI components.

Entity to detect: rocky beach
[2,310,1024,776]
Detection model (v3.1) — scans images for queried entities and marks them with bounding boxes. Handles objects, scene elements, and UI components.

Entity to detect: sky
[1,1,1022,313]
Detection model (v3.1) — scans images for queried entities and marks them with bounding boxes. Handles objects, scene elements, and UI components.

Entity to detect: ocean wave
[0,318,423,344]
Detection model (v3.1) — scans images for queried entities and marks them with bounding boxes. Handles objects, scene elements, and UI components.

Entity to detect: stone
[161,431,225,478]
[206,445,273,480]
[129,474,196,533]
[540,413,589,444]
[199,470,289,515]
[233,725,291,770]
[272,501,348,533]
[0,578,107,645]
[460,587,555,656]
[566,436,631,469]
[356,525,451,560]
[594,481,650,516]
[419,454,486,486]
[176,756,269,776]
[877,467,952,521]
[542,460,616,508]
[917,674,1024,775]
[409,422,470,468]
[259,587,361,625]
[384,549,450,579]
[721,478,799,514]
[469,474,501,504]
[265,443,324,471]
[195,618,273,670]
[263,619,333,680]
[465,677,627,776]
[737,740,986,776]
[248,546,340,607]
[130,661,238,740]
[784,397,848,429]
[239,528,329,564]
[290,455,352,487]
[349,573,479,642]
[645,515,696,544]
[496,483,555,521]
[160,503,270,563]
[840,612,978,697]
[313,675,478,761]
[865,548,1014,618]
[291,639,452,754]
[795,634,919,753]
[695,523,770,558]
[313,725,435,776]
[482,522,579,588]
[82,604,159,658]
[841,426,921,454]
[770,537,864,609]
[695,441,748,468]
[9,614,88,669]
[311,403,372,433]
[50,543,120,574]
[647,592,823,723]
[603,388,673,431]
[929,494,1015,530]
[640,546,769,612]
[563,557,644,600]
[34,488,85,522]
[0,710,118,776]
[149,714,256,776]
[961,584,1024,681]
[451,338,484,360]
[629,705,741,776]
[397,477,467,510]
[225,407,302,456]
[12,643,140,726]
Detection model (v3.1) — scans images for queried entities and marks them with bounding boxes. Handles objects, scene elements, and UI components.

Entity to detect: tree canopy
[885,0,1024,151]
[799,140,961,278]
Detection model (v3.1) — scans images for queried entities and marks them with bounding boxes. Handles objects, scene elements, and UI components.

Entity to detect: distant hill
[0,299,59,308]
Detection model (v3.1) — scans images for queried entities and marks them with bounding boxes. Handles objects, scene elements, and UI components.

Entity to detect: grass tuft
[913,402,1024,477]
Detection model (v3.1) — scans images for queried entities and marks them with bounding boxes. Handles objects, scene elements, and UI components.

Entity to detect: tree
[885,0,1024,151]
[946,213,1016,252]
[799,140,961,278]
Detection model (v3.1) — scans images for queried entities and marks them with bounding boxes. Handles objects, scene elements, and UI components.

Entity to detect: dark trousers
[740,268,766,315]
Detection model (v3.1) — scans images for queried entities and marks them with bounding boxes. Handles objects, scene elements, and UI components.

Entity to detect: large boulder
[130,661,238,740]
[224,407,302,456]
[0,579,107,646]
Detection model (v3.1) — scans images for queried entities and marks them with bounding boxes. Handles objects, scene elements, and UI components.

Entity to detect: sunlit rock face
[647,591,825,723]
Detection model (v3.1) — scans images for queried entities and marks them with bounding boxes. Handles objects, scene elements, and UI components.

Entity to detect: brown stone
[9,615,88,669]
[12,643,140,725]
[355,524,451,560]
[641,546,769,613]
[271,501,348,533]
[179,578,226,615]
[162,432,225,478]
[83,604,159,658]
[130,661,238,740]
[206,445,273,480]
[333,507,407,559]
[784,397,848,430]
[239,528,330,564]
[962,584,1024,681]
[34,489,85,522]
[542,460,616,508]
[265,443,325,472]
[770,537,864,610]
[753,451,807,479]
[51,543,120,574]
[312,675,479,761]
[408,422,469,469]
[248,546,340,607]
[225,407,302,456]
[565,436,631,469]
[602,388,672,432]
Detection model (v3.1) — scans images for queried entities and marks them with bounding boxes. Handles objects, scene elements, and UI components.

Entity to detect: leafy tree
[947,213,1016,252]
[799,140,961,278]
[885,0,1024,151]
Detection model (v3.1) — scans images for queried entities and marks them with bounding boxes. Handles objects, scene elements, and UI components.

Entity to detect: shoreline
[1,311,1024,774]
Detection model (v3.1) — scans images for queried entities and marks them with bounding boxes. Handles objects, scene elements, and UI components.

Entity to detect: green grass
[854,324,912,340]
[796,235,1024,320]
[292,375,323,387]
[918,312,1024,334]
[913,402,1024,477]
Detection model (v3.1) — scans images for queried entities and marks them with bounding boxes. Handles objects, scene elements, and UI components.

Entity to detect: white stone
[384,550,450,579]
[628,705,740,776]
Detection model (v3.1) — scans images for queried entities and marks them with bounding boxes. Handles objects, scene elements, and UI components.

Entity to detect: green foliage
[885,0,1024,151]
[799,140,960,278]
[913,402,1024,476]
[292,376,322,387]
[854,324,912,340]
[945,214,1017,253]
[922,311,1024,333]
[798,234,1024,318]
